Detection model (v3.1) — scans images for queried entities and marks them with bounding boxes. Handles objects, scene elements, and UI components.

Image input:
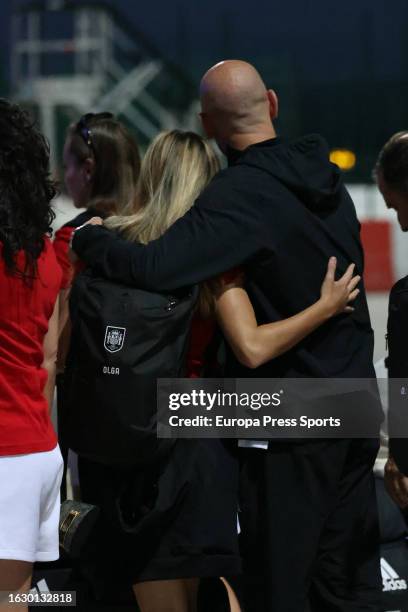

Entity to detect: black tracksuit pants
[238,439,381,612]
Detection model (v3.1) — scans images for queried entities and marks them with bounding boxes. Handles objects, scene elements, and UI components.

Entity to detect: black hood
[231,134,342,212]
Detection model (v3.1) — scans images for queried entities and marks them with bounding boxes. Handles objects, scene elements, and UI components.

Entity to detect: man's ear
[199,112,215,139]
[267,89,279,120]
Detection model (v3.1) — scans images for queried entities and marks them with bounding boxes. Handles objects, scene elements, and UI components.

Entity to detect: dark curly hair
[0,99,57,279]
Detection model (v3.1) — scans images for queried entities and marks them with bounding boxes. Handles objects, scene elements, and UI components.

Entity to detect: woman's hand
[215,258,362,369]
[319,257,360,317]
[68,217,104,263]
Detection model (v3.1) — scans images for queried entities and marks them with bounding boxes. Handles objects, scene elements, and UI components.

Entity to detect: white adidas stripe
[381,558,400,580]
[29,578,50,596]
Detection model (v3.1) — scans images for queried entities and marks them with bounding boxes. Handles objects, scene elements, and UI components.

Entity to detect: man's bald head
[199,60,277,147]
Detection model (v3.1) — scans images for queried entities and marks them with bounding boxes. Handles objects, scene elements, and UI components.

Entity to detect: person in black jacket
[375,132,408,507]
[72,61,382,611]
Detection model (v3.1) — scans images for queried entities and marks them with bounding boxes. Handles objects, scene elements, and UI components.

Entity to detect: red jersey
[53,224,75,290]
[186,268,243,377]
[187,316,217,378]
[0,237,61,456]
[53,219,91,290]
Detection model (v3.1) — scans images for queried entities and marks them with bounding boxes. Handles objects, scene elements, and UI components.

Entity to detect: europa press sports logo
[381,557,408,592]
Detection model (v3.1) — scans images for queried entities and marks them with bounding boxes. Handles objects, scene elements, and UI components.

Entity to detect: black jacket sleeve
[387,282,408,474]
[72,182,270,291]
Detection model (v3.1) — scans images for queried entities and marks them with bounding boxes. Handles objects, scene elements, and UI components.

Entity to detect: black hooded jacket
[73,134,376,379]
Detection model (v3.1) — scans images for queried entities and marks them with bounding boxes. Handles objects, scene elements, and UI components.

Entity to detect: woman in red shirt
[0,100,63,605]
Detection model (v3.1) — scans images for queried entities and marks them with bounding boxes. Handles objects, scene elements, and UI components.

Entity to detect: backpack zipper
[165,298,178,311]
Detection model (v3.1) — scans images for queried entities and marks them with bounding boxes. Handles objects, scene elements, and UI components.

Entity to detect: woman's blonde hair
[106,130,220,244]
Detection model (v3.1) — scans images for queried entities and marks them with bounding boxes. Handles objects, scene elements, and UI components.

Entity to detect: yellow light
[329,149,356,171]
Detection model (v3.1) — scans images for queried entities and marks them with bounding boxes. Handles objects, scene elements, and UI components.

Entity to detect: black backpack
[65,269,198,467]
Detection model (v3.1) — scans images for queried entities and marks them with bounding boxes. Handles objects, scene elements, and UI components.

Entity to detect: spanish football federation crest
[104,326,126,353]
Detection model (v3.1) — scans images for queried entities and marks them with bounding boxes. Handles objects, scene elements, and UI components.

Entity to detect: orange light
[330,149,356,171]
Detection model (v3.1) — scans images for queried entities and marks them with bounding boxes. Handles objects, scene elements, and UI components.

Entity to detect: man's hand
[384,456,408,508]
[82,216,104,227]
[68,217,104,263]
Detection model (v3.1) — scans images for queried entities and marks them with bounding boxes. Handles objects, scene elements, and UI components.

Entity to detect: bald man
[73,61,382,611]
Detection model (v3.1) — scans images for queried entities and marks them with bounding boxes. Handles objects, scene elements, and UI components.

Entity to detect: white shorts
[0,446,63,562]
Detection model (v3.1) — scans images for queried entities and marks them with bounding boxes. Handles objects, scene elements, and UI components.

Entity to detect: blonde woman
[74,130,359,612]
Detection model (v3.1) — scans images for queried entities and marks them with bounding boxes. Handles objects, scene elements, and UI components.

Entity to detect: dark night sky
[0,0,407,179]
[1,0,407,84]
